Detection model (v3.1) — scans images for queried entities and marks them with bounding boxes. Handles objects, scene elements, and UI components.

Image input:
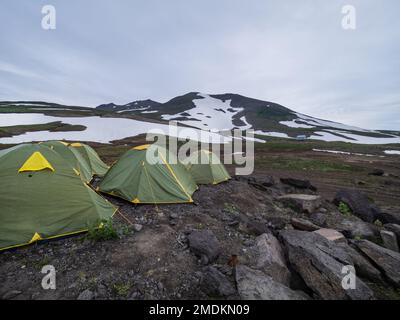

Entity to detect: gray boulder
[247,176,275,190]
[309,212,328,227]
[280,230,374,300]
[379,207,400,225]
[280,178,317,191]
[278,194,322,214]
[235,265,307,300]
[201,266,237,298]
[384,224,400,247]
[368,169,385,176]
[251,233,291,286]
[188,230,221,264]
[380,230,399,252]
[2,290,22,300]
[291,218,320,231]
[238,214,270,236]
[354,240,400,288]
[77,289,95,300]
[335,218,379,241]
[333,189,381,223]
[313,228,346,243]
[339,242,383,284]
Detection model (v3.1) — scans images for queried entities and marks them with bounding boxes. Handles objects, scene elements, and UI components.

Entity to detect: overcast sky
[0,0,399,129]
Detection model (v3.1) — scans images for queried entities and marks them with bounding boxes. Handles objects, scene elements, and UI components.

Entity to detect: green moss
[339,202,352,217]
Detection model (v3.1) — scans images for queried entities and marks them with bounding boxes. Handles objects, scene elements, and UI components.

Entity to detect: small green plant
[224,203,239,215]
[87,219,119,241]
[78,271,87,282]
[338,202,352,217]
[197,223,205,229]
[112,282,131,297]
[32,256,50,270]
[354,235,363,241]
[374,219,383,227]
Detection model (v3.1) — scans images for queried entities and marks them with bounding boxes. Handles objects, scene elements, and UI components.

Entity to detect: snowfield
[312,149,384,157]
[141,110,158,114]
[294,113,372,133]
[117,106,150,113]
[279,120,316,129]
[308,131,400,144]
[384,150,400,155]
[254,131,291,139]
[162,93,251,131]
[0,113,229,144]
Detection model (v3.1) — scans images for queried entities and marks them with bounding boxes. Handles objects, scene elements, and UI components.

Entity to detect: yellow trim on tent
[100,189,193,204]
[133,144,150,150]
[0,207,118,252]
[158,153,193,202]
[70,143,83,147]
[18,152,55,173]
[132,198,141,204]
[59,141,69,146]
[29,232,42,243]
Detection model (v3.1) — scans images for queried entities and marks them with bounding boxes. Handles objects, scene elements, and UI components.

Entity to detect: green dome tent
[99,144,198,204]
[184,150,231,185]
[41,141,93,183]
[69,143,109,177]
[0,143,117,251]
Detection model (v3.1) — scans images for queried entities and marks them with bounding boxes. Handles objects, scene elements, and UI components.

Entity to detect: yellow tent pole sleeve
[159,153,192,201]
[132,144,150,150]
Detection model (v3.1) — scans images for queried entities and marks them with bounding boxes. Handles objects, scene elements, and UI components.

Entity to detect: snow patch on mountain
[0,113,230,144]
[254,131,291,139]
[295,113,372,132]
[384,150,400,155]
[312,149,383,157]
[162,93,251,131]
[142,110,158,114]
[117,106,150,113]
[309,130,400,144]
[279,120,316,129]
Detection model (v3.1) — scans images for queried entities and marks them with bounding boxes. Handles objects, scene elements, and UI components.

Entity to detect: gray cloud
[0,0,399,129]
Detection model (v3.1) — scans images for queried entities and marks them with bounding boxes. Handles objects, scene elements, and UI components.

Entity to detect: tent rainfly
[0,143,117,251]
[99,144,198,204]
[68,142,109,177]
[184,150,231,185]
[41,141,93,182]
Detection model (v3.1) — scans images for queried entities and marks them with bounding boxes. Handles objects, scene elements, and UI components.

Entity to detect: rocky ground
[0,141,400,300]
[1,175,400,300]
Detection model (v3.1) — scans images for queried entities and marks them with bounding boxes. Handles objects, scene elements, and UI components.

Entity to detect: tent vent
[18,152,55,173]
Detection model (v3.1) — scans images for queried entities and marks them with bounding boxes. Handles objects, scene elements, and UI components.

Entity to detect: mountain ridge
[93,92,398,142]
[1,92,400,144]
